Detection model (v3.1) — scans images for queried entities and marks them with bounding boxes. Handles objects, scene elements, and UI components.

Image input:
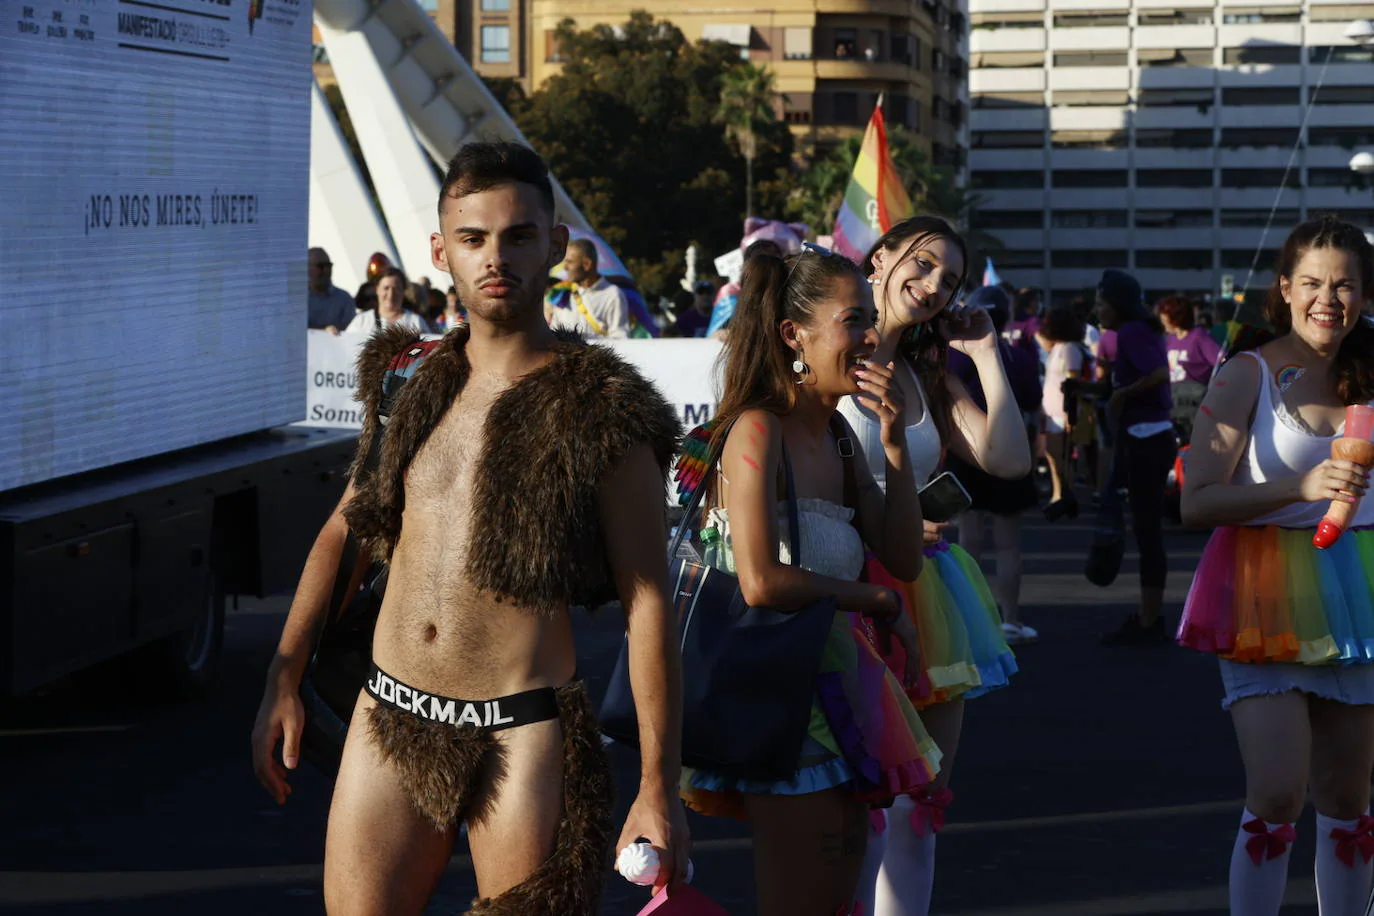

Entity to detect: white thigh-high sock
[873,791,951,916]
[854,809,888,916]
[1230,808,1296,916]
[1314,811,1374,916]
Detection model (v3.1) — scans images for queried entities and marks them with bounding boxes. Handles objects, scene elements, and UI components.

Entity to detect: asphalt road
[0,510,1333,915]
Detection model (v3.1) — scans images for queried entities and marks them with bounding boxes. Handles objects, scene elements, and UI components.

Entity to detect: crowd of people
[267,140,1374,916]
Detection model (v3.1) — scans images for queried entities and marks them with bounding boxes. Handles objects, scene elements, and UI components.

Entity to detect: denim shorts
[1219,658,1374,711]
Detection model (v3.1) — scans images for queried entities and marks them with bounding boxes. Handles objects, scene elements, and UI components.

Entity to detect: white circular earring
[869,275,881,286]
[792,350,810,384]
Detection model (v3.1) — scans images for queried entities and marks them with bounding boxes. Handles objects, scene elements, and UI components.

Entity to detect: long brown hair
[862,216,970,444]
[1259,215,1374,405]
[711,248,863,452]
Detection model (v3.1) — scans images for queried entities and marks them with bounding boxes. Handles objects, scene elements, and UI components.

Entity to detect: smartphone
[919,471,973,524]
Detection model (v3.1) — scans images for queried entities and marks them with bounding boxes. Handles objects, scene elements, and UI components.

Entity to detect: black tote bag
[599,426,837,783]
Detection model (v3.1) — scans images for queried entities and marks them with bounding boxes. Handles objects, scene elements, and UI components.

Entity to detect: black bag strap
[668,417,804,568]
[829,415,860,518]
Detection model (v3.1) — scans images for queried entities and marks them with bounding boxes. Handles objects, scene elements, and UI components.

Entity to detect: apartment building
[968,0,1374,301]
[427,0,970,168]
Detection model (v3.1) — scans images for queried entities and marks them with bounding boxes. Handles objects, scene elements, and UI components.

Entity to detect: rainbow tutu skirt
[866,541,1018,708]
[1178,525,1374,665]
[682,611,942,821]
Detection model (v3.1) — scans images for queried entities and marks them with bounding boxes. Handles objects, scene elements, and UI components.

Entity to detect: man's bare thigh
[324,692,455,916]
[464,716,565,899]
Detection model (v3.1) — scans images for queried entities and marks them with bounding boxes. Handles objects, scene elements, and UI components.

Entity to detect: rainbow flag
[832,98,913,265]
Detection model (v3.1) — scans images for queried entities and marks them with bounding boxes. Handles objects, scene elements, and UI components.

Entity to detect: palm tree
[716,64,781,219]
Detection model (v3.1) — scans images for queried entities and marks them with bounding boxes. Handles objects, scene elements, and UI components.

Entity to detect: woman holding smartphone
[838,216,1032,916]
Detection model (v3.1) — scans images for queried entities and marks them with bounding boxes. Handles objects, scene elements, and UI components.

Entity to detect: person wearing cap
[1068,269,1175,645]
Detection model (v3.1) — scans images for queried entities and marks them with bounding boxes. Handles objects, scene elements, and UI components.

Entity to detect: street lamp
[1344,19,1374,46]
[1353,151,1374,175]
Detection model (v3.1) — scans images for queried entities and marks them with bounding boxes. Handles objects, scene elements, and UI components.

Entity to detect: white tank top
[1232,350,1374,528]
[837,359,944,490]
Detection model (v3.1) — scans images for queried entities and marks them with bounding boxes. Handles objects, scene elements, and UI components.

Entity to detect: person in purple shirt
[948,286,1044,643]
[1002,287,1042,359]
[1157,295,1222,385]
[1065,269,1175,646]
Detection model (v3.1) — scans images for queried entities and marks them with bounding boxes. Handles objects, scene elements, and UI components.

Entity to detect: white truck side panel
[0,0,312,491]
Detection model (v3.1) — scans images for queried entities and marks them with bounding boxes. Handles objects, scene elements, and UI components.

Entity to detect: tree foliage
[505,12,794,298]
[791,129,1001,259]
[716,64,781,218]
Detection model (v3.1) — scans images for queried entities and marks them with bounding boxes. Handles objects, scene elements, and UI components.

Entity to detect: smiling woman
[1176,215,1374,916]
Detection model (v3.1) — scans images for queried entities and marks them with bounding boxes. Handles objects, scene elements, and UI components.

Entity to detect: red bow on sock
[869,809,887,835]
[910,788,954,837]
[1243,818,1296,865]
[1331,815,1374,868]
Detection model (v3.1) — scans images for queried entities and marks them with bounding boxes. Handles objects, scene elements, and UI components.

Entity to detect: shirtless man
[251,142,688,914]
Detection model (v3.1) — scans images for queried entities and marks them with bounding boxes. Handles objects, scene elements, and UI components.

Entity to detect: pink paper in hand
[634,884,730,916]
[1346,404,1374,442]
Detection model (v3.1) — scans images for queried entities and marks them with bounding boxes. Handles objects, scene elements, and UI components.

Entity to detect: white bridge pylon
[310,0,589,291]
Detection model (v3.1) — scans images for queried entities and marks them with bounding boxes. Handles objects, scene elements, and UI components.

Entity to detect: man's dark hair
[568,238,598,269]
[438,142,555,219]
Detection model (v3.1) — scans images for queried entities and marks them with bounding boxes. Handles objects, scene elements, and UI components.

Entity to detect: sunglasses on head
[784,241,835,286]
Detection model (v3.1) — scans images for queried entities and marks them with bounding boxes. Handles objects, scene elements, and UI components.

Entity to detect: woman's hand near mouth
[856,360,907,452]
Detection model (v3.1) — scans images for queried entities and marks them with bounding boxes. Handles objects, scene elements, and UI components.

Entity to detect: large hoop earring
[792,349,811,385]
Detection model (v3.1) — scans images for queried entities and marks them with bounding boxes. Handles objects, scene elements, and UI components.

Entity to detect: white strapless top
[837,360,943,489]
[1232,350,1374,528]
[706,498,866,581]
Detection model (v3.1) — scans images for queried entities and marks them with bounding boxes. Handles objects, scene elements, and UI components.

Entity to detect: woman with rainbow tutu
[838,216,1032,916]
[678,244,942,915]
[1177,215,1374,915]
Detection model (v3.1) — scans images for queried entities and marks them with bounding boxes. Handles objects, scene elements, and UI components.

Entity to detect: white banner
[301,331,722,430]
[1,0,311,489]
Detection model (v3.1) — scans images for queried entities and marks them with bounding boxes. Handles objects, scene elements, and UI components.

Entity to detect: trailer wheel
[127,570,225,699]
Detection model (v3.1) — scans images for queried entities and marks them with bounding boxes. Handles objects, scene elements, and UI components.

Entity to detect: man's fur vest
[343,324,681,616]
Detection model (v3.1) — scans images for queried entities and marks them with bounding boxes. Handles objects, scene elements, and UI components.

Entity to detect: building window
[933,48,946,71]
[971,170,1044,189]
[1311,85,1374,105]
[1138,10,1213,24]
[1136,129,1214,148]
[974,210,1045,230]
[1137,89,1213,108]
[1137,169,1214,188]
[1221,249,1279,270]
[1052,130,1127,150]
[1136,209,1214,228]
[975,92,1044,109]
[833,28,857,59]
[971,51,1045,68]
[544,30,565,63]
[888,94,912,128]
[1220,128,1301,148]
[1310,45,1374,64]
[1054,51,1129,67]
[1053,249,1128,268]
[1053,90,1130,107]
[971,131,1044,149]
[1220,208,1300,227]
[1222,8,1300,24]
[1307,169,1368,189]
[1223,87,1300,106]
[1051,210,1129,229]
[1309,127,1374,148]
[1327,208,1374,225]
[1221,168,1298,188]
[1140,48,1214,67]
[1223,45,1300,66]
[1053,12,1129,26]
[832,92,859,125]
[784,27,812,60]
[932,97,948,123]
[481,25,510,63]
[1052,170,1128,188]
[889,32,912,64]
[480,0,509,10]
[996,250,1047,269]
[1136,249,1214,270]
[971,12,1043,28]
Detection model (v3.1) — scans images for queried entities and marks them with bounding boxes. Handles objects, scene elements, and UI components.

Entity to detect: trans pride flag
[832,98,913,265]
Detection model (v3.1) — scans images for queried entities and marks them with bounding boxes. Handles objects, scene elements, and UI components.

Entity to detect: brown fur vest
[343,325,680,616]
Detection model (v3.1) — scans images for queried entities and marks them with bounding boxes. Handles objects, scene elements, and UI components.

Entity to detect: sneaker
[1001,621,1039,644]
[1100,613,1170,647]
